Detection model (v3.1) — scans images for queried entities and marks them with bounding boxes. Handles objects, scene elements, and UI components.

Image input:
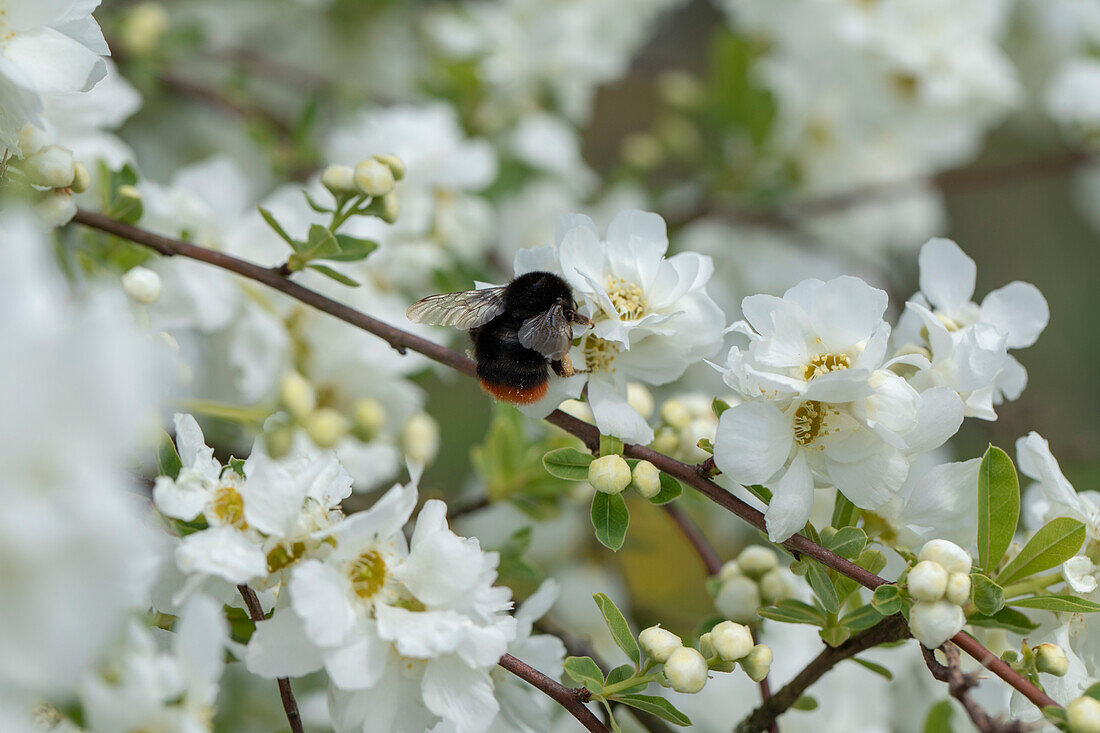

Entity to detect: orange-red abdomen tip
[479,379,548,405]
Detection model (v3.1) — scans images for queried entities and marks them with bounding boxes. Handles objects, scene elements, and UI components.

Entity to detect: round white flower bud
[37,189,76,226]
[373,154,405,181]
[698,631,715,659]
[717,560,743,582]
[70,162,90,194]
[909,600,966,649]
[650,427,679,455]
[660,399,692,429]
[711,621,754,662]
[320,164,356,194]
[738,546,779,579]
[279,371,316,420]
[639,625,681,663]
[715,576,761,623]
[18,123,49,157]
[373,192,399,223]
[121,266,162,304]
[908,561,949,602]
[626,383,654,419]
[121,3,170,55]
[306,408,349,449]
[354,158,396,197]
[24,145,75,188]
[740,644,773,682]
[1068,696,1100,733]
[588,454,632,495]
[664,647,708,693]
[402,413,439,464]
[944,572,971,606]
[1034,643,1069,677]
[354,398,387,434]
[759,569,794,605]
[631,460,661,499]
[918,540,972,575]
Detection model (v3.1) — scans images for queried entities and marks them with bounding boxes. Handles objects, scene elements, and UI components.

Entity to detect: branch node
[575,687,593,704]
[696,456,718,478]
[272,262,293,278]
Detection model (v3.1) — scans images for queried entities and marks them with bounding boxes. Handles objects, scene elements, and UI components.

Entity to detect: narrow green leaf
[563,656,605,692]
[156,430,182,480]
[614,695,691,727]
[825,527,867,559]
[302,189,333,213]
[830,493,859,529]
[746,484,772,504]
[647,473,682,505]
[592,492,629,551]
[758,599,827,627]
[1008,595,1100,613]
[1043,705,1069,726]
[257,206,300,251]
[1083,682,1100,702]
[305,224,341,258]
[923,700,954,733]
[321,234,379,262]
[791,696,818,711]
[805,561,840,614]
[995,517,1086,587]
[712,398,730,417]
[840,604,884,631]
[970,574,1005,616]
[966,607,1037,635]
[976,445,1020,573]
[593,593,640,666]
[305,263,360,287]
[542,447,595,480]
[605,664,635,687]
[600,434,624,456]
[871,585,902,615]
[851,657,894,680]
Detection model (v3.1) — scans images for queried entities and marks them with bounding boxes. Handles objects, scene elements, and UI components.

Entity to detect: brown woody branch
[921,643,1029,733]
[71,208,1058,716]
[498,654,609,733]
[237,585,304,733]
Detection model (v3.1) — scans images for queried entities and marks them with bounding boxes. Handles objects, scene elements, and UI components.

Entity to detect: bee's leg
[551,353,588,378]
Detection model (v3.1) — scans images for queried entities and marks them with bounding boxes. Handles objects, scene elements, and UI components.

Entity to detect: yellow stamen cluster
[348,550,387,599]
[584,335,622,373]
[211,485,247,528]
[792,401,842,448]
[802,353,851,381]
[606,277,647,321]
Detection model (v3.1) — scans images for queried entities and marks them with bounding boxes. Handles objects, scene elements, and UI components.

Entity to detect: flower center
[802,353,851,381]
[584,335,621,372]
[605,277,647,320]
[348,550,387,599]
[211,485,247,528]
[793,401,826,446]
[266,541,307,573]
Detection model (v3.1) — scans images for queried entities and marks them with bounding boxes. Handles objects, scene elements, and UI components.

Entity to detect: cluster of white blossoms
[713,236,1048,541]
[905,540,972,648]
[514,209,725,444]
[713,547,796,624]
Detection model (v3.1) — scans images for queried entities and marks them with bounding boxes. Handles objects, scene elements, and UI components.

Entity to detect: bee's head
[558,295,592,327]
[507,272,591,325]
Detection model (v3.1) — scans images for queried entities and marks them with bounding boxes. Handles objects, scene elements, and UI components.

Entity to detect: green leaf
[871,585,902,615]
[966,607,1037,635]
[970,574,1005,616]
[830,493,859,529]
[825,527,867,559]
[600,434,624,456]
[592,492,629,551]
[563,656,605,692]
[758,599,827,627]
[746,484,772,504]
[1008,595,1100,613]
[819,627,849,647]
[593,593,640,666]
[840,604,884,631]
[305,223,341,258]
[302,189,333,213]
[791,696,818,711]
[156,430,182,480]
[996,517,1086,587]
[1083,682,1100,702]
[976,445,1020,573]
[857,548,888,576]
[542,447,595,480]
[319,234,379,262]
[647,473,682,505]
[805,562,839,614]
[614,695,691,727]
[851,657,894,680]
[1043,705,1069,727]
[257,206,301,251]
[923,700,955,733]
[305,263,360,287]
[712,398,730,417]
[605,664,635,687]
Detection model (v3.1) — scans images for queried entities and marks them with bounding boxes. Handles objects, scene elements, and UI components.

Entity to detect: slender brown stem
[498,654,609,733]
[758,678,778,733]
[661,502,722,575]
[71,209,1059,715]
[736,614,910,733]
[921,643,1028,733]
[236,585,304,733]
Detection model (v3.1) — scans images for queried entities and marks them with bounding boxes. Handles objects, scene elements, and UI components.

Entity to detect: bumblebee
[406,271,592,404]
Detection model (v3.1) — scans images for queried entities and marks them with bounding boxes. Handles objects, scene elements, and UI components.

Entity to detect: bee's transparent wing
[518,304,573,359]
[406,287,508,329]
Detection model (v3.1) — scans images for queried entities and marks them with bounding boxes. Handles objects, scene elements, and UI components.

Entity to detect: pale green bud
[320,164,357,195]
[626,383,654,419]
[306,408,349,449]
[907,560,948,602]
[740,644,773,682]
[631,460,661,499]
[354,158,395,197]
[24,145,75,188]
[737,546,779,579]
[353,398,387,435]
[944,572,971,606]
[588,454,631,495]
[1034,643,1069,677]
[18,123,49,157]
[650,426,678,455]
[717,559,743,583]
[711,620,754,662]
[715,576,761,623]
[1068,696,1100,733]
[402,412,439,464]
[121,266,162,305]
[621,133,663,170]
[121,3,170,55]
[373,154,405,180]
[280,371,316,420]
[918,539,972,575]
[759,569,793,605]
[639,625,681,663]
[660,399,692,429]
[70,162,90,194]
[664,647,708,693]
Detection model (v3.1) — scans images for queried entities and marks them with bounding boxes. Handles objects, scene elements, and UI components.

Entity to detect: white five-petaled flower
[513,209,725,444]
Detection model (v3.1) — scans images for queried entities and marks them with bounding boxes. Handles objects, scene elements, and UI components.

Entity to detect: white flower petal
[808,276,888,352]
[422,656,499,733]
[289,560,356,648]
[981,281,1049,349]
[919,238,976,315]
[245,607,324,679]
[828,446,909,511]
[713,402,792,485]
[765,452,814,542]
[587,377,654,445]
[152,476,208,521]
[175,527,266,584]
[323,625,389,690]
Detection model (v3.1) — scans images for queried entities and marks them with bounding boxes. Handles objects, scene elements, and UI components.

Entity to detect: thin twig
[736,614,910,733]
[921,643,1029,733]
[71,209,1060,715]
[498,654,609,733]
[236,585,304,733]
[661,502,722,575]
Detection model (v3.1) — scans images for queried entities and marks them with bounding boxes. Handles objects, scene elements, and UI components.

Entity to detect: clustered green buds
[907,539,973,648]
[639,620,772,694]
[713,545,793,623]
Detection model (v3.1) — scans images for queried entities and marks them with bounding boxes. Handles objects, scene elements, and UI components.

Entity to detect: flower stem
[1001,571,1064,599]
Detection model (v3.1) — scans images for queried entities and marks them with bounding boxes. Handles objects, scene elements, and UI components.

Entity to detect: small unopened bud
[639,625,681,663]
[265,425,295,459]
[909,600,966,649]
[664,647,708,693]
[121,3,170,55]
[907,561,948,602]
[715,576,761,623]
[650,427,678,455]
[918,539,972,575]
[621,133,663,170]
[711,621,753,662]
[1034,643,1069,677]
[401,412,439,464]
[306,408,349,449]
[354,158,395,197]
[373,192,399,223]
[70,162,90,194]
[944,572,971,606]
[280,371,316,420]
[660,399,691,429]
[24,146,75,188]
[320,164,356,195]
[560,399,593,423]
[353,398,387,435]
[37,189,76,226]
[738,546,779,579]
[1068,696,1100,733]
[121,266,162,304]
[18,123,49,157]
[631,460,661,499]
[626,383,654,419]
[117,184,143,206]
[740,644,773,682]
[588,454,631,494]
[717,560,743,582]
[759,569,793,605]
[373,154,405,181]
